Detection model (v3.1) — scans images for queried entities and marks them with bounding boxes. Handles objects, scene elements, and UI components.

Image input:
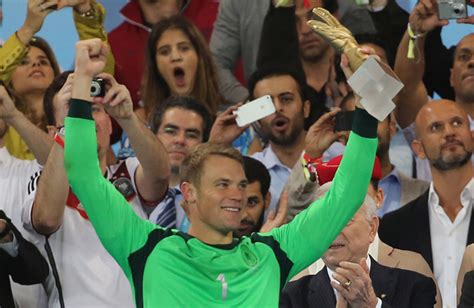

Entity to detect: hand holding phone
[233,95,276,127]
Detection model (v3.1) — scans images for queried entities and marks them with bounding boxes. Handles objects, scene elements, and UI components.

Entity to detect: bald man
[379,99,474,308]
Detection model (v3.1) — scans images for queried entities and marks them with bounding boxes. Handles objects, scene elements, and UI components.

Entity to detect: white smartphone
[233,95,276,127]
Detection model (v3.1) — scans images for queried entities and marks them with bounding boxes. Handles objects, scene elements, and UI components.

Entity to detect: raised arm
[393,0,447,128]
[0,0,58,83]
[0,85,52,165]
[64,39,156,269]
[97,72,170,203]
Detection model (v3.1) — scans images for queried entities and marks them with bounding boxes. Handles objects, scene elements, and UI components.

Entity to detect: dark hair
[247,65,308,102]
[323,0,338,13]
[149,96,213,141]
[370,179,379,190]
[29,36,61,77]
[243,156,271,197]
[141,15,222,120]
[43,71,73,126]
[354,33,391,66]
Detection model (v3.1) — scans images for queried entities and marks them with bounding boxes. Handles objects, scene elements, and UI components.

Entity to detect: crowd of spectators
[0,0,473,307]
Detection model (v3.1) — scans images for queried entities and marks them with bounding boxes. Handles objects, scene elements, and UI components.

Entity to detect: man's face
[92,103,112,155]
[450,34,474,104]
[139,0,181,24]
[413,100,473,171]
[255,75,310,146]
[322,186,379,270]
[156,107,204,174]
[295,2,331,62]
[186,155,248,236]
[234,181,270,238]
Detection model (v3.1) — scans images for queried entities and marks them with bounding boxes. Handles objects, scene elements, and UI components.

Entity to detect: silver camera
[90,78,105,97]
[438,0,467,20]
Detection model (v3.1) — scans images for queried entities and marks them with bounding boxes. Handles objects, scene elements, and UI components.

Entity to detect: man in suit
[0,210,49,308]
[281,178,437,307]
[379,100,474,307]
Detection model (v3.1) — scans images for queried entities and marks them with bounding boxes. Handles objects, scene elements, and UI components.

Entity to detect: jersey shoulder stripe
[250,233,293,290]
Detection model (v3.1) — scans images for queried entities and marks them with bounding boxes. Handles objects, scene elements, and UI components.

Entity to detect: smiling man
[64,38,383,307]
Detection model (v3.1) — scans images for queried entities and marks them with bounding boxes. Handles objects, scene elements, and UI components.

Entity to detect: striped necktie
[155,188,179,229]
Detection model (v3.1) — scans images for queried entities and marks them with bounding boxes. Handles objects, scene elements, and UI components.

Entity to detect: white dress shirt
[428,178,473,308]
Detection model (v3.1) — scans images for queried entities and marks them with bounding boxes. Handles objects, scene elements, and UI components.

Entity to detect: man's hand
[409,0,449,34]
[305,108,345,158]
[331,258,379,308]
[94,73,133,120]
[208,103,248,145]
[0,86,20,122]
[74,39,108,78]
[260,190,288,233]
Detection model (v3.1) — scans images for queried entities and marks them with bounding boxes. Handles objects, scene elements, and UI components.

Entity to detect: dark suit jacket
[280,258,436,308]
[0,210,49,308]
[378,190,474,270]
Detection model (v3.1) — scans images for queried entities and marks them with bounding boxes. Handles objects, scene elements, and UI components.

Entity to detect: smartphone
[334,111,354,132]
[233,95,276,127]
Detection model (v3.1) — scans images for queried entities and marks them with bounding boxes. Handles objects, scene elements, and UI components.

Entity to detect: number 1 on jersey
[216,274,228,300]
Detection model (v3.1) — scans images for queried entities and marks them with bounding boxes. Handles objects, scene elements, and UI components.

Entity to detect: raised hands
[305,108,346,159]
[94,73,133,120]
[331,258,379,308]
[208,103,249,145]
[409,0,449,34]
[17,0,59,45]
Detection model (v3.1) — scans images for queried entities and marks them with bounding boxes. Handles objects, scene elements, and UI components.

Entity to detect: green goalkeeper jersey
[64,99,377,307]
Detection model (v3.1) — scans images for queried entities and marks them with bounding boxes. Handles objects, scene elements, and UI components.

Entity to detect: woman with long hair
[139,15,223,121]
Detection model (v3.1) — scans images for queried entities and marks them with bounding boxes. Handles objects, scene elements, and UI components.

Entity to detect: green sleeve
[73,1,115,75]
[268,108,378,280]
[64,99,155,276]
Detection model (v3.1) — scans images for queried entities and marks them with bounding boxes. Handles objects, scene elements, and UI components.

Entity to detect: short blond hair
[180,143,243,187]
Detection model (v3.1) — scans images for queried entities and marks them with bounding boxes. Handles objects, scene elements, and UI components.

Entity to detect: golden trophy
[307,8,403,121]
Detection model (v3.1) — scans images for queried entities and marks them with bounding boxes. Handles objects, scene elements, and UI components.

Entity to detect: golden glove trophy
[307,8,403,121]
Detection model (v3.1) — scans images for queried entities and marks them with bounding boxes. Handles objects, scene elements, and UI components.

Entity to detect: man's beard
[171,165,180,176]
[431,149,472,171]
[234,213,265,238]
[266,114,305,146]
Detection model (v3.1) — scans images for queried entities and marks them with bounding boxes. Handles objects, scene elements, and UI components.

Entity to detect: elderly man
[281,169,437,307]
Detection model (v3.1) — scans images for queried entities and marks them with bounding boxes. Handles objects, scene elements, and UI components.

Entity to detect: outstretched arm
[64,39,156,272]
[97,72,170,203]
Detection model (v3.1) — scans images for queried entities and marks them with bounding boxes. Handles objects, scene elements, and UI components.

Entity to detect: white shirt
[21,158,148,308]
[326,257,382,307]
[428,179,473,308]
[0,146,46,308]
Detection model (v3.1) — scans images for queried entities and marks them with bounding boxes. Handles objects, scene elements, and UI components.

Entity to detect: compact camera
[437,0,467,19]
[90,78,105,97]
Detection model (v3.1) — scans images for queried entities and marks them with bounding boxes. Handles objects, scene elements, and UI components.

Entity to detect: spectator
[23,66,170,306]
[379,100,474,307]
[0,0,113,159]
[139,15,223,123]
[247,66,310,215]
[149,95,212,230]
[234,156,288,238]
[0,82,51,307]
[0,210,49,308]
[393,0,474,181]
[63,38,384,306]
[108,0,186,106]
[281,179,437,308]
